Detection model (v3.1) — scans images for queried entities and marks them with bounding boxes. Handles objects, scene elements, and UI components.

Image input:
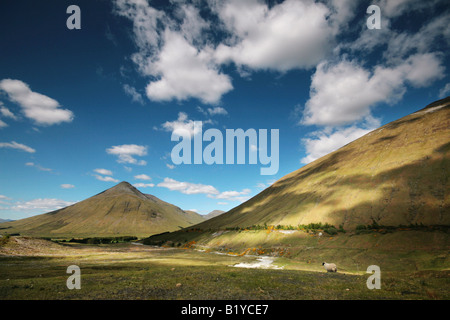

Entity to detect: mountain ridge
[0,181,205,238]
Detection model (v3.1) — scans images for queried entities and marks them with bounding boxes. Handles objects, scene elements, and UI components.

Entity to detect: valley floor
[0,236,448,300]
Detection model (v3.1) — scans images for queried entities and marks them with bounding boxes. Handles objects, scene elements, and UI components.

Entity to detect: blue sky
[0,0,449,219]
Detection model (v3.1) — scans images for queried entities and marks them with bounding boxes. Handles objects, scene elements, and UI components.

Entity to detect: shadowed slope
[196,97,450,230]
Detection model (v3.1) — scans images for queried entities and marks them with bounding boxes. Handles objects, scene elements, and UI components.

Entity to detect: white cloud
[10,198,76,213]
[123,84,144,104]
[159,112,212,138]
[0,141,35,153]
[93,168,113,176]
[207,106,228,116]
[0,105,18,120]
[217,202,228,205]
[157,177,219,195]
[61,184,75,189]
[383,13,450,63]
[207,188,251,202]
[94,175,119,183]
[326,0,359,29]
[114,0,232,104]
[439,83,450,98]
[134,174,151,180]
[0,119,7,128]
[25,162,52,172]
[373,0,437,19]
[301,54,445,126]
[106,144,148,165]
[145,30,233,104]
[0,79,73,125]
[166,164,175,169]
[133,183,155,188]
[301,121,380,164]
[256,179,276,189]
[212,0,334,71]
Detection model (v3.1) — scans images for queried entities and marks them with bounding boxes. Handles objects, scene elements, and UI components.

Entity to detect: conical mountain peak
[101,181,145,198]
[2,181,205,238]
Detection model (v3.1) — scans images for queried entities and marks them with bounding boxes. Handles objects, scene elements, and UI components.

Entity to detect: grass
[0,236,448,300]
[145,228,450,272]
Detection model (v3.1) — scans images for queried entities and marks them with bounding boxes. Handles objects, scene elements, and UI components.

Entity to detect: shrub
[0,233,10,246]
[324,226,338,235]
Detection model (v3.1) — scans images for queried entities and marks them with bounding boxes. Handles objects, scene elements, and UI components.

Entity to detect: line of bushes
[61,236,138,244]
[355,222,449,234]
[222,222,346,235]
[174,222,450,238]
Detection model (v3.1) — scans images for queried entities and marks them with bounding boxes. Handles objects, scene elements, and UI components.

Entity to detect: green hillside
[0,182,205,238]
[194,97,450,230]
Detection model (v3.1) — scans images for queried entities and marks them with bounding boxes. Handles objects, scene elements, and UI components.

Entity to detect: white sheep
[322,262,337,272]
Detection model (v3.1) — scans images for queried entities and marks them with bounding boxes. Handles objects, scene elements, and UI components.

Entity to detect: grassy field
[0,236,448,300]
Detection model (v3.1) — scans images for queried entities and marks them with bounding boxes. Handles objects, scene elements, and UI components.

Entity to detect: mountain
[203,210,225,220]
[0,182,205,238]
[181,210,225,221]
[182,210,206,222]
[0,219,13,223]
[194,97,450,230]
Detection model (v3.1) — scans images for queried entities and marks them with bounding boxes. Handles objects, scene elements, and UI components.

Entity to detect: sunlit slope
[0,182,205,238]
[198,97,450,230]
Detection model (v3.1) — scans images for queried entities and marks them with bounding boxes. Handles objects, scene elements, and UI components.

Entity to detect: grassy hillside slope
[196,97,450,230]
[0,182,205,238]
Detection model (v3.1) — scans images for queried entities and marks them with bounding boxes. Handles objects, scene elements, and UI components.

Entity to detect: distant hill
[194,97,450,230]
[203,210,225,220]
[182,210,225,221]
[0,182,205,238]
[0,219,13,223]
[181,210,206,223]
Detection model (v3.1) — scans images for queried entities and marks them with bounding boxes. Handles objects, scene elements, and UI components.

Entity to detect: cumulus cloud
[94,175,119,183]
[145,30,233,104]
[0,105,18,120]
[0,141,35,153]
[114,0,232,104]
[300,120,380,164]
[134,174,151,180]
[93,168,113,176]
[61,184,75,189]
[207,188,251,202]
[25,162,52,172]
[298,53,444,164]
[296,0,448,164]
[10,198,76,213]
[123,84,144,104]
[0,79,73,125]
[197,106,228,116]
[212,0,334,71]
[106,144,148,165]
[157,177,219,195]
[159,112,212,138]
[207,106,228,116]
[301,53,445,127]
[439,83,450,98]
[133,183,155,188]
